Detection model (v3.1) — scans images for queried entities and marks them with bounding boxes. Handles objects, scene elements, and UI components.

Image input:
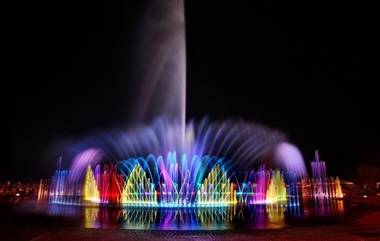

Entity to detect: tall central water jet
[42,0,310,210]
[133,0,186,146]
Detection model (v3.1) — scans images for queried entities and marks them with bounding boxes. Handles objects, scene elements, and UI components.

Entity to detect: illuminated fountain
[238,166,269,205]
[121,164,157,207]
[254,166,271,204]
[300,151,343,201]
[41,151,306,207]
[49,169,69,204]
[36,0,344,212]
[196,164,237,206]
[39,155,304,208]
[238,166,294,206]
[37,179,50,201]
[285,172,300,207]
[80,152,237,207]
[83,165,100,203]
[266,170,287,205]
[35,149,345,230]
[29,0,350,232]
[96,164,124,204]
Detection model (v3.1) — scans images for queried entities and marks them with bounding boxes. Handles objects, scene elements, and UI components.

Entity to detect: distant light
[363,195,367,198]
[16,193,20,197]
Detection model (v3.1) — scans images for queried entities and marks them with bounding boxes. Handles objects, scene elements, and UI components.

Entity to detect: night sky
[8,1,377,181]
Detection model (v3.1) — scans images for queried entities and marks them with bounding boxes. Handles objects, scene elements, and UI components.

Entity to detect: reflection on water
[31,200,345,230]
[302,199,345,218]
[84,207,237,230]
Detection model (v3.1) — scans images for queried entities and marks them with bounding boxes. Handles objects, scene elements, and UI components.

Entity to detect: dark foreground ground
[1,198,380,241]
[1,221,380,241]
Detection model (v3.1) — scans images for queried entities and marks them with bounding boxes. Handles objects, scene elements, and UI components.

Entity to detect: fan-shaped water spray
[39,0,313,209]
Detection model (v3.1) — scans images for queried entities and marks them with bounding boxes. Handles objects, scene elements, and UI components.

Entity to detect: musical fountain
[34,0,345,230]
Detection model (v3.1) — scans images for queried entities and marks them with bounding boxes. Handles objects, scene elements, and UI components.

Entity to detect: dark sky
[8,0,378,181]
